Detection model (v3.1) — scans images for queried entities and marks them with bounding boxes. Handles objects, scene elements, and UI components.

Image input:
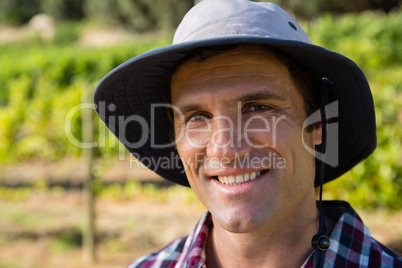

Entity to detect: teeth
[217,171,263,185]
[244,173,249,182]
[236,174,244,184]
[228,176,235,184]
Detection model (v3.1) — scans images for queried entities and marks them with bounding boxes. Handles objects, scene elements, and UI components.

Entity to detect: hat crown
[173,0,312,45]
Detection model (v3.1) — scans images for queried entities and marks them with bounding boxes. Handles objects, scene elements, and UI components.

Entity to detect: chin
[212,206,272,233]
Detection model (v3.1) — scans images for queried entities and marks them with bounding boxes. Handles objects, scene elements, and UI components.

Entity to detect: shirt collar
[184,201,372,267]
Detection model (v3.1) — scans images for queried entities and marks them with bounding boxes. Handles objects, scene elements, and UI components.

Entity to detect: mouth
[212,170,268,185]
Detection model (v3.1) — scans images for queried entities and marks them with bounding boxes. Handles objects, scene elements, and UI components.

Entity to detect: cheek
[243,116,293,149]
[176,142,211,207]
[176,139,196,165]
[174,121,212,148]
[247,117,310,167]
[185,129,211,147]
[176,136,206,179]
[273,124,317,181]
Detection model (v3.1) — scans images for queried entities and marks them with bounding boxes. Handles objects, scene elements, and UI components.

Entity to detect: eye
[245,104,272,112]
[186,112,211,123]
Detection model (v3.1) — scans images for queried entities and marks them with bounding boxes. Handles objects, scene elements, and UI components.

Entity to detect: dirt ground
[0,187,401,268]
[0,190,204,268]
[0,158,401,267]
[0,158,205,268]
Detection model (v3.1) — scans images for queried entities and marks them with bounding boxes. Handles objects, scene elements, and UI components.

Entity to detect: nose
[206,115,251,162]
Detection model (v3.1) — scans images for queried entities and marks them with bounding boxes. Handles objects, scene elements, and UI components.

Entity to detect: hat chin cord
[311,77,331,266]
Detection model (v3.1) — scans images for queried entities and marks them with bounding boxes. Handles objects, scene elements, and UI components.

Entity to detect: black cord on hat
[311,77,331,266]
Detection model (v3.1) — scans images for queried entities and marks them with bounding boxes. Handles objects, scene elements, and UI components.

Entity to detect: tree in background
[84,0,194,32]
[0,0,194,32]
[0,0,399,29]
[261,0,400,18]
[41,0,85,20]
[0,0,41,24]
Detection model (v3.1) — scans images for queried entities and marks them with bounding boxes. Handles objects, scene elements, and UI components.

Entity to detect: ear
[312,123,322,146]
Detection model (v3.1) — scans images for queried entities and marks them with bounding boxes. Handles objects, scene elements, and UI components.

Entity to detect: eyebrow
[173,90,286,119]
[238,91,286,103]
[174,104,204,119]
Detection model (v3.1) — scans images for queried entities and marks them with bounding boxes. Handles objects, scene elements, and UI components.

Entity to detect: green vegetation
[96,181,200,204]
[0,178,199,205]
[0,10,401,209]
[0,0,193,31]
[304,11,402,209]
[0,33,171,163]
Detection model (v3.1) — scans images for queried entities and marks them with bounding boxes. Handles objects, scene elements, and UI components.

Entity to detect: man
[93,0,402,267]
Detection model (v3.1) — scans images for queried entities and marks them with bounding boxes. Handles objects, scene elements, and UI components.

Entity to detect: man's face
[171,45,321,233]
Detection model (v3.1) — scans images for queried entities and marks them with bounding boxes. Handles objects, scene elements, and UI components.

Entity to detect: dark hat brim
[93,36,377,187]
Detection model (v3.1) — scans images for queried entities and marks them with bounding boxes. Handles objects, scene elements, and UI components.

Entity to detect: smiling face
[171,44,322,233]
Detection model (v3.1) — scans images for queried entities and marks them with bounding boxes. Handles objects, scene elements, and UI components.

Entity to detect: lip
[210,169,269,194]
[207,168,267,178]
[214,170,267,185]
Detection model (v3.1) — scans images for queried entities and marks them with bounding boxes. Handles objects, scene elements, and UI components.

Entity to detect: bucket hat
[93,0,376,187]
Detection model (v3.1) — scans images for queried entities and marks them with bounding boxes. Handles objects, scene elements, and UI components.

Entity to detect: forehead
[173,45,282,77]
[170,44,293,102]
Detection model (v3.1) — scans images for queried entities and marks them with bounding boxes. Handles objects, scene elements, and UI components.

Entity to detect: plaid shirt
[128,201,402,268]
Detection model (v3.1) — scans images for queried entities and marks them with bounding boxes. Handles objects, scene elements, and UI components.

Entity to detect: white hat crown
[173,0,312,45]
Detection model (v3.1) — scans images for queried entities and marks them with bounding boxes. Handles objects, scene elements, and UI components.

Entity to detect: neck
[206,197,319,268]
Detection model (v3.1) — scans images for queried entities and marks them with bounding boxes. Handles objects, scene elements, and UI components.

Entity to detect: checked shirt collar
[128,201,402,267]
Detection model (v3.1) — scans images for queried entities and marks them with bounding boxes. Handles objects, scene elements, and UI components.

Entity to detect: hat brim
[94,36,376,187]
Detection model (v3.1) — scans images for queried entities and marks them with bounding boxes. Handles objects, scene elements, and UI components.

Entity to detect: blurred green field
[304,11,402,209]
[1,10,401,209]
[0,9,402,267]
